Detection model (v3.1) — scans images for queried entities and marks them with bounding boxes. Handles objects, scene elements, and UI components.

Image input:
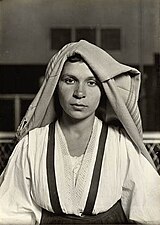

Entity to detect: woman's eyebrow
[61,74,76,78]
[61,74,97,80]
[87,77,97,80]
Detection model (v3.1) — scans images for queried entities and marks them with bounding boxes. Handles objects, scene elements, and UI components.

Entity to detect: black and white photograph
[0,0,160,224]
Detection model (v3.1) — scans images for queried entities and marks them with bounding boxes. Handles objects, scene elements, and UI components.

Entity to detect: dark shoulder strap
[47,122,108,215]
[47,122,63,214]
[83,122,108,215]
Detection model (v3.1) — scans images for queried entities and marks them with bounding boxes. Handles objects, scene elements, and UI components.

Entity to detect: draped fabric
[16,40,155,169]
[0,40,160,225]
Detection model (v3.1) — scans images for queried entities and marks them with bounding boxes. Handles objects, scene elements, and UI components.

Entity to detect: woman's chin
[63,111,95,121]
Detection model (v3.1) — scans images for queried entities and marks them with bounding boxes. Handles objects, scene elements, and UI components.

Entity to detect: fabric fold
[16,39,156,170]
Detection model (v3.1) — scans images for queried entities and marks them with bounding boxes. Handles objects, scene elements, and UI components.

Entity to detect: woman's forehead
[61,61,96,79]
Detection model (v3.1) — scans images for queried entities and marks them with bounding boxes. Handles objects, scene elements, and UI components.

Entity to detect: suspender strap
[47,123,63,214]
[47,121,108,215]
[83,122,108,215]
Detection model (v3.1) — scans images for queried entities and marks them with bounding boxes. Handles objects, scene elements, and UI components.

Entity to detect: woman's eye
[87,80,97,87]
[64,78,75,84]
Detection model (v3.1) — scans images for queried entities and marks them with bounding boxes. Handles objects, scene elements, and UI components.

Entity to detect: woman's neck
[59,113,95,137]
[59,113,96,156]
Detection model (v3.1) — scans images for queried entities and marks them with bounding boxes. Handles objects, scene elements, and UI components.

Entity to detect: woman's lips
[70,103,88,109]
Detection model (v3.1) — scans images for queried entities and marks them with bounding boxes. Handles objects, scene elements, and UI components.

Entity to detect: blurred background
[0,0,160,172]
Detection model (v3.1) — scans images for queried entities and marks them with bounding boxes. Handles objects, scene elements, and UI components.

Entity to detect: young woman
[0,40,160,224]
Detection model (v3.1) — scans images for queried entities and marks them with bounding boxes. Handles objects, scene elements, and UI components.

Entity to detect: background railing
[0,94,160,174]
[0,131,160,174]
[0,94,35,173]
[0,94,35,131]
[0,132,15,174]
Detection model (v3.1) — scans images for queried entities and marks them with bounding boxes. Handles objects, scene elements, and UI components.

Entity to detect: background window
[101,28,121,50]
[76,28,96,44]
[51,28,71,50]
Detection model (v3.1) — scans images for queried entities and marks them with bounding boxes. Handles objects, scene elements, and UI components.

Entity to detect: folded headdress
[16,40,156,169]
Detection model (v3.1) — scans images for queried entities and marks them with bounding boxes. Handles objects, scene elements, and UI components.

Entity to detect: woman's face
[58,61,101,121]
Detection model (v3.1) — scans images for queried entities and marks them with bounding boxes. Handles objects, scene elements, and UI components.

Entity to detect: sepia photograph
[0,0,160,224]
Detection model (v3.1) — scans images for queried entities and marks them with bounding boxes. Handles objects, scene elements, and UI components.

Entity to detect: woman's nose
[73,83,86,99]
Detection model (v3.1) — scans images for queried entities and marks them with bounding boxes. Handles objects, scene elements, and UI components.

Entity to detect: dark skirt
[40,200,133,224]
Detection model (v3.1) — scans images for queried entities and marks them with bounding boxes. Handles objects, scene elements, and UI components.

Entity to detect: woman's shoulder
[29,123,50,136]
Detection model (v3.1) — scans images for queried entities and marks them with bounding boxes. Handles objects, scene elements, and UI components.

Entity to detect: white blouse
[69,154,84,186]
[0,117,160,224]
